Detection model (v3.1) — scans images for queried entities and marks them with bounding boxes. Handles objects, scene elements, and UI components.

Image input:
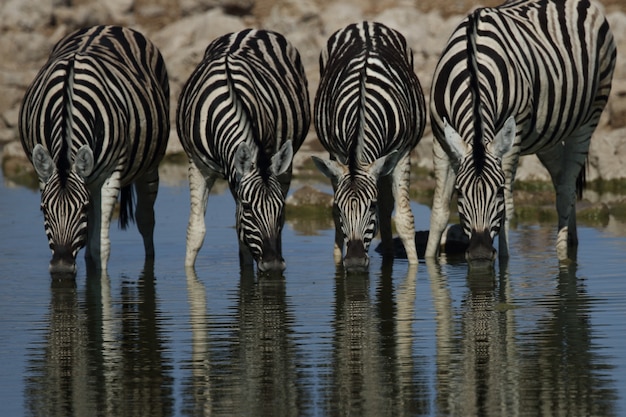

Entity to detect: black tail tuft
[119,185,135,229]
[576,159,587,200]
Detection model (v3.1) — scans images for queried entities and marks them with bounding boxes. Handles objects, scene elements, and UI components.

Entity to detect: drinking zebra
[312,21,426,270]
[19,25,170,274]
[176,29,310,272]
[425,0,616,263]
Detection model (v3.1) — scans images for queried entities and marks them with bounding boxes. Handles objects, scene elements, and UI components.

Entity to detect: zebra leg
[134,167,160,260]
[559,131,592,255]
[331,181,343,264]
[498,147,521,259]
[538,133,589,261]
[238,241,254,269]
[426,140,456,258]
[377,171,394,259]
[86,172,121,270]
[185,160,213,268]
[85,188,101,266]
[391,153,418,264]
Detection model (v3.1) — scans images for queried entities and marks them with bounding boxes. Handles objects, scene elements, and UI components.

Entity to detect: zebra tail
[576,159,587,200]
[119,185,135,229]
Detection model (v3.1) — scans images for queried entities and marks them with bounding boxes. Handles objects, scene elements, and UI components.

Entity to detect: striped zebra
[176,29,310,272]
[19,25,170,273]
[425,0,616,263]
[312,21,426,270]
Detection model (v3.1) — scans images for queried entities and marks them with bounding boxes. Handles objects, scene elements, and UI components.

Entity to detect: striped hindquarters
[430,0,616,154]
[176,28,310,183]
[314,21,425,166]
[20,25,170,186]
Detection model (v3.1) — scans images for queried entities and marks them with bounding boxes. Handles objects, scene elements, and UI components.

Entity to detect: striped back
[315,21,424,166]
[176,29,310,271]
[430,0,616,260]
[19,25,170,272]
[313,22,425,268]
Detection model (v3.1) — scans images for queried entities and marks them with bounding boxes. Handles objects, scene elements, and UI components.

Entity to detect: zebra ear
[311,155,344,180]
[444,118,466,164]
[489,116,516,160]
[369,150,400,178]
[32,144,55,183]
[271,140,293,176]
[74,145,94,179]
[234,142,255,177]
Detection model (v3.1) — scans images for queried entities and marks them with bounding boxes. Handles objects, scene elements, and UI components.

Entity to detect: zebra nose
[344,240,369,270]
[49,245,77,274]
[258,243,286,272]
[466,229,497,263]
[259,259,287,272]
[258,257,286,272]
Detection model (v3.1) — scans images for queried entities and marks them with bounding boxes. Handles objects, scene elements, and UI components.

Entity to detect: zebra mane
[59,57,76,187]
[467,8,486,175]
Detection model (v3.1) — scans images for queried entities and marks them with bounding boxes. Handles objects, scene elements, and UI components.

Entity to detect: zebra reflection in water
[25,263,173,416]
[426,247,616,416]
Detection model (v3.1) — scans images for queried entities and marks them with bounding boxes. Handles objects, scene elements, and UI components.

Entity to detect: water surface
[1,171,625,416]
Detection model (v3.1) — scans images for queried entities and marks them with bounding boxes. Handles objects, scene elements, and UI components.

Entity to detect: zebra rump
[426,0,616,263]
[312,21,426,270]
[176,29,310,272]
[19,25,170,274]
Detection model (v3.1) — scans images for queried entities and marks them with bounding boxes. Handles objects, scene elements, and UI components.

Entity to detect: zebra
[425,0,616,263]
[312,21,426,270]
[19,25,170,274]
[176,29,310,272]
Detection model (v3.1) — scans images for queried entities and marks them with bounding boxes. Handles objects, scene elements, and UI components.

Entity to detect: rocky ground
[1,0,625,195]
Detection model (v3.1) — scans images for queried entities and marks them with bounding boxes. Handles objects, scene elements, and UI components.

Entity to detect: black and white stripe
[176,29,310,272]
[312,21,426,269]
[19,25,170,273]
[426,0,616,262]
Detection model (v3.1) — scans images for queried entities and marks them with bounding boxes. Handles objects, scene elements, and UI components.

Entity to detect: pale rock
[588,128,626,181]
[608,80,626,129]
[0,0,54,31]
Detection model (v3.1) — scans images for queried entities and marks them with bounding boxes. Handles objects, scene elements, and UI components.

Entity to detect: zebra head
[444,117,516,263]
[234,140,293,272]
[313,152,399,270]
[32,144,93,274]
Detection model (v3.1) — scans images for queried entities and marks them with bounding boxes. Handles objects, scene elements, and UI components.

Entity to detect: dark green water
[1,171,625,416]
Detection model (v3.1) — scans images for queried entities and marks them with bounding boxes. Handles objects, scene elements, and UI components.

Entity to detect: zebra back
[430,0,616,156]
[315,21,425,168]
[176,29,310,186]
[20,25,170,188]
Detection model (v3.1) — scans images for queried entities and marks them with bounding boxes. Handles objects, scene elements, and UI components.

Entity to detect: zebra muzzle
[49,245,77,274]
[257,241,286,272]
[466,229,497,263]
[343,240,369,270]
